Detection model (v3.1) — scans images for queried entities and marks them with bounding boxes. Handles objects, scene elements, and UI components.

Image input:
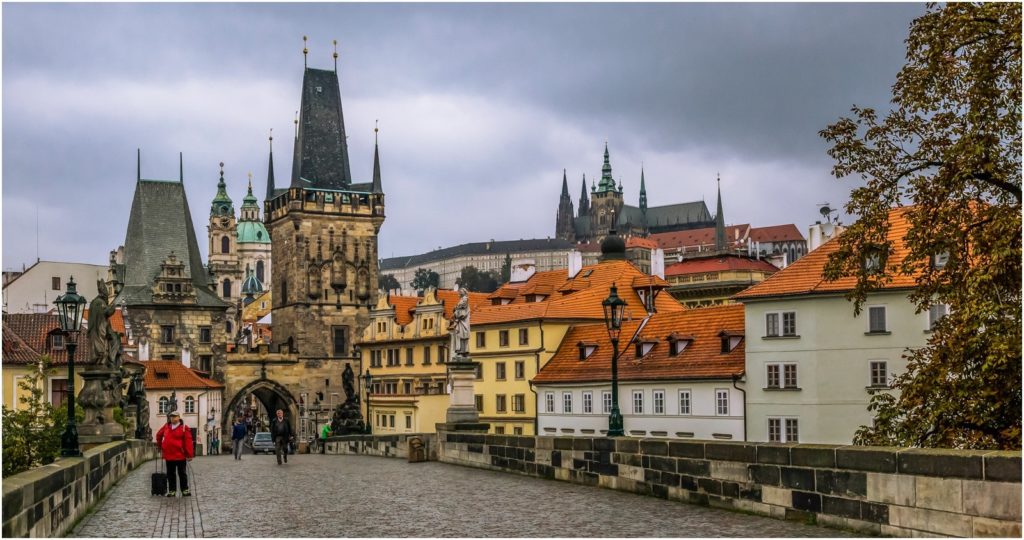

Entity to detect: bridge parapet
[326,433,438,461]
[1,439,157,538]
[437,433,1021,538]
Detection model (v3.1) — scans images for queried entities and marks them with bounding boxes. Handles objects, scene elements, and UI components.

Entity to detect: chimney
[511,259,537,283]
[567,250,583,278]
[651,248,665,279]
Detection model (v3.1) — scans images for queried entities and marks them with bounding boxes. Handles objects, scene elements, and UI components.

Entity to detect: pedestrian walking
[270,409,293,465]
[155,412,194,497]
[319,422,331,454]
[231,417,247,460]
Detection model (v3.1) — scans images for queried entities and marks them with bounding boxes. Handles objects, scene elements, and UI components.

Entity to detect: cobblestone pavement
[73,453,854,537]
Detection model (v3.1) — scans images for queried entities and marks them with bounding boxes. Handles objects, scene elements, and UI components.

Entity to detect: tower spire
[639,166,648,210]
[265,129,276,202]
[333,39,338,72]
[715,174,727,251]
[578,173,590,216]
[560,169,569,197]
[598,141,615,192]
[179,152,183,183]
[371,121,382,194]
[136,148,141,182]
[303,35,308,68]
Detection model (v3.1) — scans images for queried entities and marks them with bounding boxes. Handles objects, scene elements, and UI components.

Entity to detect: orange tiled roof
[390,295,420,327]
[144,360,224,390]
[649,224,750,250]
[533,304,746,384]
[385,289,489,327]
[750,224,805,243]
[665,255,780,276]
[734,207,917,300]
[473,260,683,325]
[2,312,91,365]
[626,236,659,250]
[2,323,41,363]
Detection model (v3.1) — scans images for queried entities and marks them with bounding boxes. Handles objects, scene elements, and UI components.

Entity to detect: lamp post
[54,276,86,457]
[602,283,627,437]
[363,369,373,434]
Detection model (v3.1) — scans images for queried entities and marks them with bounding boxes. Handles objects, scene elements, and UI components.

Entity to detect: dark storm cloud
[2,3,926,269]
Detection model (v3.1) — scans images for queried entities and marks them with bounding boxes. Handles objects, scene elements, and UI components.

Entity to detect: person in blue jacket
[231,417,247,460]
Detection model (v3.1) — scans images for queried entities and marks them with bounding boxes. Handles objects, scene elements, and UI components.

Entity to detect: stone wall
[438,434,1022,538]
[1,440,158,538]
[325,433,438,461]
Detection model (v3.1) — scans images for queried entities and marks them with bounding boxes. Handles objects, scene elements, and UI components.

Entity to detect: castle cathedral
[556,144,715,243]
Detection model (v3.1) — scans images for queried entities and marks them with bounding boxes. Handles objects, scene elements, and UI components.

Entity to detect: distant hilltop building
[555,143,715,243]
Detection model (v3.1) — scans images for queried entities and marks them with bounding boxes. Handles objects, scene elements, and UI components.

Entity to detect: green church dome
[236,221,270,244]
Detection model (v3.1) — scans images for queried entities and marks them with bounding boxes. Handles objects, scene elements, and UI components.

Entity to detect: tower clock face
[220,217,230,226]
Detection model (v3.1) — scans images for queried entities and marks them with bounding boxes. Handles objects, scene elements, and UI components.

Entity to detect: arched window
[184,396,195,414]
[159,396,169,414]
[256,260,265,282]
[223,279,231,298]
[226,320,233,335]
[221,236,230,254]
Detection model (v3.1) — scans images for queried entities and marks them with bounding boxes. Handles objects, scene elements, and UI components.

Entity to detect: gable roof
[734,207,917,300]
[533,304,745,384]
[665,255,780,276]
[383,289,490,327]
[144,360,224,390]
[291,67,353,189]
[2,313,92,365]
[650,224,750,251]
[749,224,805,243]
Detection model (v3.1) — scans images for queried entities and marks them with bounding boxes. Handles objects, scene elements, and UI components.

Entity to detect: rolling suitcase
[151,459,167,496]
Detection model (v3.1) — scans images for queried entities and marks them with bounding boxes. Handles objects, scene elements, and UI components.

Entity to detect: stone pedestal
[446,359,481,424]
[77,369,126,443]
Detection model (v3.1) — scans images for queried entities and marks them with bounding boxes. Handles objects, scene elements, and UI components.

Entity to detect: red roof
[2,313,91,365]
[386,289,490,327]
[649,224,750,250]
[750,224,805,243]
[665,255,780,276]
[734,207,917,300]
[144,360,224,390]
[533,304,746,384]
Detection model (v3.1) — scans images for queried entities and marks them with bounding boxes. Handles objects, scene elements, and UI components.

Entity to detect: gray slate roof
[619,201,712,228]
[291,67,353,190]
[380,238,574,271]
[115,179,228,308]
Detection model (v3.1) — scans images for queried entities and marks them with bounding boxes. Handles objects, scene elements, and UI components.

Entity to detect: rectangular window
[602,391,612,414]
[514,361,525,380]
[474,394,483,412]
[513,427,523,435]
[632,390,644,414]
[766,364,780,388]
[765,313,779,337]
[403,381,412,394]
[496,362,506,380]
[562,392,573,414]
[184,397,195,413]
[679,390,691,415]
[161,325,174,344]
[768,418,782,442]
[929,304,949,329]
[405,415,412,429]
[52,277,61,290]
[474,363,483,380]
[476,332,486,348]
[405,347,414,366]
[423,346,431,365]
[51,334,64,351]
[653,390,665,415]
[543,392,555,413]
[50,378,69,408]
[332,326,348,357]
[716,389,729,416]
[495,426,505,434]
[438,345,447,364]
[198,355,212,373]
[513,394,525,413]
[785,418,799,443]
[518,328,529,345]
[782,312,797,336]
[783,364,798,388]
[868,306,887,333]
[199,326,212,343]
[390,415,395,428]
[582,391,593,414]
[499,330,509,347]
[870,361,888,387]
[496,394,507,413]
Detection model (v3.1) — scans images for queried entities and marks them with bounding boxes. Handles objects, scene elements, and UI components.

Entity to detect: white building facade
[2,261,108,314]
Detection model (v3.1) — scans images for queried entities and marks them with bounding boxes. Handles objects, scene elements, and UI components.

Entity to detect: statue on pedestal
[88,280,120,370]
[78,282,128,441]
[448,288,471,361]
[329,364,366,435]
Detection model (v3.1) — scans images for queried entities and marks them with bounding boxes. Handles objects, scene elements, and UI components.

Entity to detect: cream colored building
[2,261,108,314]
[144,360,224,455]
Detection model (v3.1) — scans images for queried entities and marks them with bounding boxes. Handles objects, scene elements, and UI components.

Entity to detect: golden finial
[303,35,308,68]
[333,39,338,71]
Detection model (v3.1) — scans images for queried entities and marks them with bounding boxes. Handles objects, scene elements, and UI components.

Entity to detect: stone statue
[448,288,470,360]
[87,280,119,369]
[168,390,178,414]
[342,363,356,402]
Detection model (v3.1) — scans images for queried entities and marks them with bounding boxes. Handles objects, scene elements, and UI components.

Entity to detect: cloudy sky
[2,2,926,270]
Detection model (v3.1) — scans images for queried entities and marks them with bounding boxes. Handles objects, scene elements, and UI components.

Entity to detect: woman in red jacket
[155,411,194,497]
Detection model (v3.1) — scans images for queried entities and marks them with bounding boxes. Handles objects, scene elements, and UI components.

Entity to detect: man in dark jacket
[270,409,293,465]
[231,417,247,460]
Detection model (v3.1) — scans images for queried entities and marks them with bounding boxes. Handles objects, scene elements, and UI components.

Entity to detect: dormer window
[577,342,598,361]
[635,339,657,358]
[155,371,170,380]
[862,245,888,275]
[930,250,950,270]
[719,331,743,353]
[51,333,65,351]
[666,333,694,356]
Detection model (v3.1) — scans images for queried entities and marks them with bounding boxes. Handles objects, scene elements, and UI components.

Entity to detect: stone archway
[222,378,300,438]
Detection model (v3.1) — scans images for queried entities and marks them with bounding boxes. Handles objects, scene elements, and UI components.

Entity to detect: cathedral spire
[715,174,727,251]
[371,121,383,194]
[179,152,184,183]
[560,169,569,197]
[639,166,648,211]
[265,130,276,202]
[136,148,141,183]
[598,141,616,192]
[578,173,590,215]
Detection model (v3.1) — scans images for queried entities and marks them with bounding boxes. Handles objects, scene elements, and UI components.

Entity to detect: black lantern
[363,369,373,434]
[601,283,627,438]
[54,276,87,457]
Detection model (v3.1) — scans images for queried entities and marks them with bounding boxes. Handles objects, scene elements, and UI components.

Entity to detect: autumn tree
[409,269,440,292]
[820,2,1021,449]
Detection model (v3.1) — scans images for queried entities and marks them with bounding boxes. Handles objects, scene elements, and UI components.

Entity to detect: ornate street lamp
[363,369,373,434]
[601,283,627,437]
[54,276,86,457]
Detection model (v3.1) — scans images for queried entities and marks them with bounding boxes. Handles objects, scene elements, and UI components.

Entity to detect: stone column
[77,369,126,449]
[438,359,489,432]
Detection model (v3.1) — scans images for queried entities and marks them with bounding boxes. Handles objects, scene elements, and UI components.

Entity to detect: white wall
[3,262,108,314]
[537,382,745,441]
[742,291,929,445]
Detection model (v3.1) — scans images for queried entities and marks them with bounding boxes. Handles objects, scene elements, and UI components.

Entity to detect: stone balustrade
[2,440,158,538]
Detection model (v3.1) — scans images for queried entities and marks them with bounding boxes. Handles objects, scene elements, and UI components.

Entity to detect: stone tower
[588,143,624,239]
[555,169,575,242]
[266,61,385,359]
[208,163,242,303]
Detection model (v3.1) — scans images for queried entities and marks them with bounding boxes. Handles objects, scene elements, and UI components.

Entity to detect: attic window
[51,334,64,351]
[580,270,593,278]
[719,332,743,353]
[525,294,547,303]
[862,245,888,275]
[155,371,170,380]
[634,339,657,358]
[667,334,694,356]
[930,250,950,270]
[577,342,598,361]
